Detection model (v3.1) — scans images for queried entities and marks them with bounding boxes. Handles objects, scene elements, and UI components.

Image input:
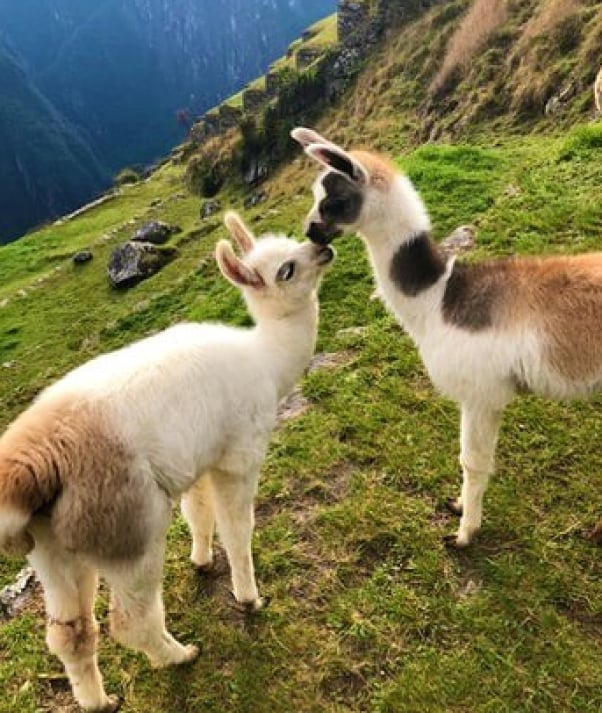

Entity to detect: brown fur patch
[0,396,153,560]
[521,254,602,382]
[443,253,602,384]
[349,150,397,189]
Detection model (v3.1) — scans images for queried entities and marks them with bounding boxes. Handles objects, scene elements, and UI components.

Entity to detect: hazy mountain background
[0,0,336,243]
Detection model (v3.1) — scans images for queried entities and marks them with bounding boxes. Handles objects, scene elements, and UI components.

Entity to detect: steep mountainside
[0,42,107,244]
[0,0,337,172]
[0,0,336,243]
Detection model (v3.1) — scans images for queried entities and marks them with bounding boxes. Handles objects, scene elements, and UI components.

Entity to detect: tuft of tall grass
[431,0,508,94]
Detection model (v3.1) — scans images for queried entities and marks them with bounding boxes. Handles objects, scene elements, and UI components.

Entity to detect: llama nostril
[316,245,335,265]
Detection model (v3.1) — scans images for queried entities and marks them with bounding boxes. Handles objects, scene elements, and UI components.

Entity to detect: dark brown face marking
[320,172,364,225]
[389,233,446,297]
[442,261,507,331]
[307,171,364,245]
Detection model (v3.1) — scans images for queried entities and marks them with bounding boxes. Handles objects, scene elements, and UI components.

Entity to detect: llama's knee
[46,616,98,663]
[459,450,495,478]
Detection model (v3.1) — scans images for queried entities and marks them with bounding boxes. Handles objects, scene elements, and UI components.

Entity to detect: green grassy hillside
[0,1,601,711]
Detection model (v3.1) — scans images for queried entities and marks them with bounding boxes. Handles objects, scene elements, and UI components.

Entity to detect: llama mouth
[315,245,335,265]
[306,221,343,245]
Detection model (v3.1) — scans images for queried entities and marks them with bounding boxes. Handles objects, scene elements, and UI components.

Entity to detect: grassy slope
[1,5,602,713]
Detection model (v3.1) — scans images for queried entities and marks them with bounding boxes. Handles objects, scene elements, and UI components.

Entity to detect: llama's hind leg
[29,542,117,712]
[210,469,263,611]
[445,405,502,548]
[104,543,199,669]
[181,473,215,570]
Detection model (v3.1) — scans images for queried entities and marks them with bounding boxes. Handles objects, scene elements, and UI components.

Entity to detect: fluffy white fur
[2,211,333,711]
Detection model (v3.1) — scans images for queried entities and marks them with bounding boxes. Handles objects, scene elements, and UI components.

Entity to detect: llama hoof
[443,533,470,549]
[180,643,201,664]
[86,695,122,713]
[232,595,269,613]
[444,498,463,517]
[194,559,215,575]
[150,643,200,669]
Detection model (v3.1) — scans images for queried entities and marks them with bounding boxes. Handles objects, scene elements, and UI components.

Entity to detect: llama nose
[306,221,332,245]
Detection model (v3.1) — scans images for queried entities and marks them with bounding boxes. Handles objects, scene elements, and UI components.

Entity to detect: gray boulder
[108,241,177,288]
[201,199,222,219]
[72,250,93,265]
[131,221,175,245]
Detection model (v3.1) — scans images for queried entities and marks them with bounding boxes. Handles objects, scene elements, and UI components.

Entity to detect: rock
[107,241,178,288]
[201,199,222,219]
[242,87,266,114]
[295,47,322,71]
[72,250,93,265]
[243,157,269,185]
[131,221,175,245]
[439,225,477,256]
[218,103,243,130]
[277,387,311,423]
[545,83,575,116]
[243,190,267,209]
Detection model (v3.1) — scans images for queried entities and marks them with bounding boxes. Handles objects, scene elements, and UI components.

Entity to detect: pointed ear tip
[215,239,233,257]
[223,211,240,228]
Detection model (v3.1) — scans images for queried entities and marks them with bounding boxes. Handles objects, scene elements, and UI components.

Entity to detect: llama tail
[0,449,61,557]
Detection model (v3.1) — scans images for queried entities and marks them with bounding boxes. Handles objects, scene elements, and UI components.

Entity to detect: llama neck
[253,298,319,399]
[360,178,449,341]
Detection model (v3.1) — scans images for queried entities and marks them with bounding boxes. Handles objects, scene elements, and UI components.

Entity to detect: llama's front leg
[210,469,264,611]
[445,405,502,548]
[181,473,215,570]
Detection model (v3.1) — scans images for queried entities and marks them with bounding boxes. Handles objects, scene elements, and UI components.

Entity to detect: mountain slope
[0,0,337,172]
[0,43,107,244]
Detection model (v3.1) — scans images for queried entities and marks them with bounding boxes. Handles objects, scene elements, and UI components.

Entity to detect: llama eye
[276,261,296,282]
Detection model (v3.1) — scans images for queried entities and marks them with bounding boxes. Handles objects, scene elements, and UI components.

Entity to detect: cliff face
[0,43,107,244]
[0,0,336,242]
[0,0,337,172]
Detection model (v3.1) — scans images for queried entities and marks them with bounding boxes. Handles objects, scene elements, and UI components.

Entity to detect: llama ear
[216,240,264,288]
[305,143,368,185]
[224,211,255,254]
[290,126,332,148]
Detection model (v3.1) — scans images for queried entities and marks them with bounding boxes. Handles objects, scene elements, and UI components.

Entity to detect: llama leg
[29,544,117,712]
[181,473,215,570]
[210,470,263,610]
[445,405,502,548]
[104,544,199,669]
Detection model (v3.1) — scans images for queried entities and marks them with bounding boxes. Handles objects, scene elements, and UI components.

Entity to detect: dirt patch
[556,598,602,637]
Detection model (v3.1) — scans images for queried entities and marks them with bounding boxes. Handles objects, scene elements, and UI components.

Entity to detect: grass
[0,118,600,712]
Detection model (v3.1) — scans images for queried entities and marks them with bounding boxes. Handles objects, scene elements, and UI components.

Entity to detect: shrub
[431,0,508,94]
[522,0,582,41]
[114,167,140,186]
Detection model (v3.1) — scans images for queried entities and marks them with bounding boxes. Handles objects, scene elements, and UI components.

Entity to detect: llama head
[291,127,430,245]
[216,211,335,320]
